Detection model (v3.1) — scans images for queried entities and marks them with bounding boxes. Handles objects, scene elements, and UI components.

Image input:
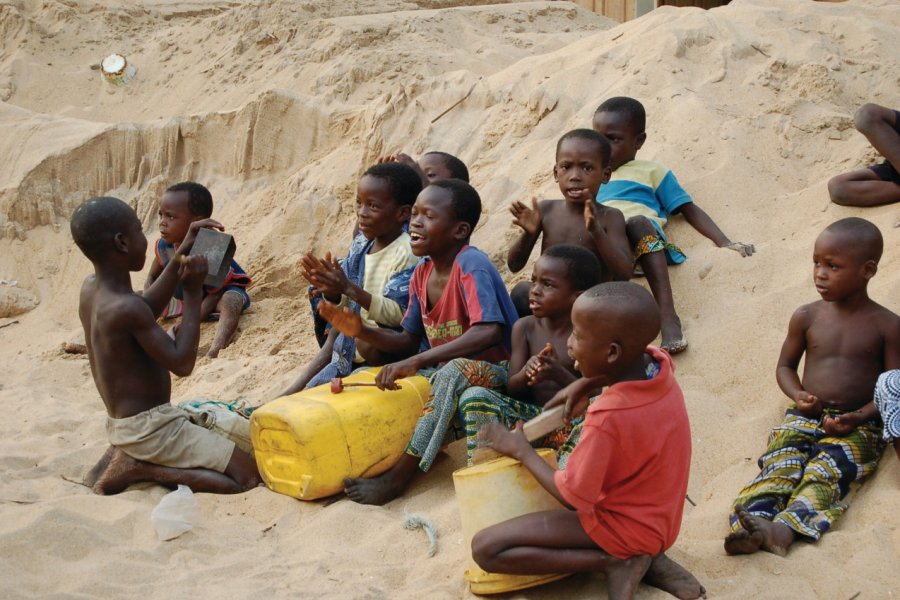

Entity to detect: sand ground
[0,0,898,598]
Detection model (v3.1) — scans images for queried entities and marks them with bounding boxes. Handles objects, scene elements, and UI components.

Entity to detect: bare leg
[84,446,115,488]
[723,504,795,556]
[472,510,651,600]
[893,440,900,464]
[208,292,244,358]
[643,553,706,600]
[93,447,260,495]
[828,169,900,207]
[855,103,900,167]
[343,453,420,505]
[626,218,686,353]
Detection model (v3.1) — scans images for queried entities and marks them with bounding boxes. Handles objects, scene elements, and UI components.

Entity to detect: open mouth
[566,187,591,200]
[409,232,424,242]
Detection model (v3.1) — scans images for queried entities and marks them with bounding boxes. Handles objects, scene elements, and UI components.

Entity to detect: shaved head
[578,282,661,350]
[70,196,140,262]
[821,217,883,263]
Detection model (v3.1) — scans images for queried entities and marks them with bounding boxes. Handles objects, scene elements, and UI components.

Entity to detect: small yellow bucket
[250,368,430,500]
[452,449,572,595]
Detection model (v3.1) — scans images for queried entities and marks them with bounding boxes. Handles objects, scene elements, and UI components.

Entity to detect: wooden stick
[472,406,566,464]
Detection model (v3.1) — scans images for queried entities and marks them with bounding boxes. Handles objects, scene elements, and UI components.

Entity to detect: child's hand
[375,358,418,391]
[723,241,755,257]
[180,255,209,290]
[510,197,542,236]
[525,343,559,386]
[301,252,350,298]
[823,412,861,436]
[318,301,362,338]
[478,420,530,462]
[794,391,822,416]
[583,198,607,238]
[545,377,600,423]
[179,218,224,254]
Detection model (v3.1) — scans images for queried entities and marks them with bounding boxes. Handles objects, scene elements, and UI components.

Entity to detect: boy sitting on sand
[506,129,633,316]
[318,179,519,505]
[457,244,601,466]
[827,103,900,207]
[725,217,899,556]
[283,162,422,395]
[72,197,261,495]
[593,97,755,353]
[475,282,704,600]
[144,182,252,358]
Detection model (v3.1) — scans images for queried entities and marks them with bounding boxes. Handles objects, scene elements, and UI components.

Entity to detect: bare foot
[92,448,150,495]
[724,504,794,556]
[644,553,706,599]
[605,554,652,600]
[343,454,419,505]
[660,316,687,355]
[343,473,407,505]
[83,446,115,488]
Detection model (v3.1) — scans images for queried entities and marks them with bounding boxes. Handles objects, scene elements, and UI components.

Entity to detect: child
[593,97,755,353]
[725,217,899,556]
[378,151,470,187]
[874,370,900,463]
[828,103,900,207]
[318,179,519,505]
[282,162,422,395]
[144,182,252,358]
[506,129,633,316]
[457,244,601,465]
[72,197,261,495]
[474,282,703,600]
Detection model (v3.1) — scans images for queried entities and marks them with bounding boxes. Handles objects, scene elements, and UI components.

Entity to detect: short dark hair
[594,97,646,134]
[430,179,481,231]
[363,162,423,207]
[543,244,603,291]
[70,196,139,262]
[823,217,883,262]
[582,281,661,347]
[424,151,470,182]
[556,129,611,167]
[166,182,213,218]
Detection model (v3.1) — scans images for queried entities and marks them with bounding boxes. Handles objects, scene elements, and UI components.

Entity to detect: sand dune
[0,0,898,598]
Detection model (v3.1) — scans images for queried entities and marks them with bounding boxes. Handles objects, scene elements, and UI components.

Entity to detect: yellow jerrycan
[452,449,572,595]
[250,367,430,500]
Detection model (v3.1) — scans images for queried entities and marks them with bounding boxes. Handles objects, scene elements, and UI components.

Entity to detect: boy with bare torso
[72,197,260,495]
[506,129,633,315]
[725,217,899,555]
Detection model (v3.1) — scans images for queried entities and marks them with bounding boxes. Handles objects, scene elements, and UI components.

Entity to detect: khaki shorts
[106,404,236,473]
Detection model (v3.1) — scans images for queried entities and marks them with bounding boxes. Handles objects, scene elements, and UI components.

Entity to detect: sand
[1,0,898,597]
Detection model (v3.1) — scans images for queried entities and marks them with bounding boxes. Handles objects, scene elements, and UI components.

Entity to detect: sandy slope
[0,0,898,598]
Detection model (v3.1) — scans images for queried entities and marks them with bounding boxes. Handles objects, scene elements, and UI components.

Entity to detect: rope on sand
[402,512,439,557]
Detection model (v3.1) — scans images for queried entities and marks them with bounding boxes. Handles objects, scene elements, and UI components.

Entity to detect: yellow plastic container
[250,368,430,500]
[452,449,572,595]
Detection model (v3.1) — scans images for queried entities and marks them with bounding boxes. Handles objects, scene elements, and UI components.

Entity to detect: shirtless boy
[457,244,602,463]
[475,282,704,600]
[72,197,261,495]
[725,217,899,555]
[507,129,633,316]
